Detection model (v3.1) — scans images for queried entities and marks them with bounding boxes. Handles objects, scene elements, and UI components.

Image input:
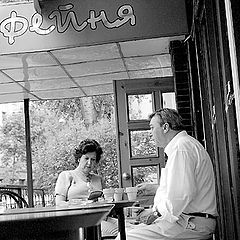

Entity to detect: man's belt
[184,212,216,219]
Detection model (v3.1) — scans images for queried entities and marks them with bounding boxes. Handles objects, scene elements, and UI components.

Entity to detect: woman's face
[78,151,97,174]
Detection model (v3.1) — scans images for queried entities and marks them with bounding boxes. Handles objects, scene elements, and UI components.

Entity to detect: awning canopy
[0,36,185,104]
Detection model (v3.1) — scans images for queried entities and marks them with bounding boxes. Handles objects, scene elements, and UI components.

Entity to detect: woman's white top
[55,169,103,201]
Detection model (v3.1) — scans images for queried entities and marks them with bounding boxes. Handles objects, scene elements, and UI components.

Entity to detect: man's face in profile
[149,115,167,148]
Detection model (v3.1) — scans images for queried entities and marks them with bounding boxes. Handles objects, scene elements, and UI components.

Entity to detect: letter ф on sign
[0,11,28,45]
[0,11,55,45]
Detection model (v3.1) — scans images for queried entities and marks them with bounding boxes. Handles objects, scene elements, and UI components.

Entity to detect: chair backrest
[0,190,29,208]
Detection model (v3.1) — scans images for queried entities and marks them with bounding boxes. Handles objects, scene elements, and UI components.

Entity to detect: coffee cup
[125,187,138,200]
[114,188,124,201]
[103,188,114,202]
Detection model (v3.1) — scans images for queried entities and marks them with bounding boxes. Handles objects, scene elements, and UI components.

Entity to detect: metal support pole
[24,98,34,207]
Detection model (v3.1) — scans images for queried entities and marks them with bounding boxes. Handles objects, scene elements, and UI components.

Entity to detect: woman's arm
[137,183,159,196]
[55,171,72,206]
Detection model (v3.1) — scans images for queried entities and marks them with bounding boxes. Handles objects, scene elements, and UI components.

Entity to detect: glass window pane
[130,130,157,157]
[128,94,153,120]
[162,92,176,109]
[132,166,158,186]
[0,102,26,184]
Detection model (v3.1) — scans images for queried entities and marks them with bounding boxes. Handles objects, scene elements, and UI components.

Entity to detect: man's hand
[135,208,160,225]
[135,208,152,223]
[137,183,159,196]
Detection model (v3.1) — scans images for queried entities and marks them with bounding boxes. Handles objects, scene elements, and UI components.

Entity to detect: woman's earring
[163,123,168,133]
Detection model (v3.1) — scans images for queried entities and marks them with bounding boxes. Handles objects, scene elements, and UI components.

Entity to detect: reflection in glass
[128,94,152,120]
[130,130,156,157]
[132,166,158,186]
[162,92,176,109]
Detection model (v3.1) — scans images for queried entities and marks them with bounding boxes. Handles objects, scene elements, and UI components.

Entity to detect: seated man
[116,108,218,240]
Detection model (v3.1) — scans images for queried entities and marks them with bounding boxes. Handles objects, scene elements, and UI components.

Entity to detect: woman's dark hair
[149,108,185,131]
[74,139,103,164]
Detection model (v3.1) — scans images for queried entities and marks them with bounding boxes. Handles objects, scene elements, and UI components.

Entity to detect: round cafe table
[0,203,114,240]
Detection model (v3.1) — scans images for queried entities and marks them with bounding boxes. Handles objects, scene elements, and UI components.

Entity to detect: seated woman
[55,139,118,237]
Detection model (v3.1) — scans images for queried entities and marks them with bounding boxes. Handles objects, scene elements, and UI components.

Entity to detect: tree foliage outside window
[130,130,156,158]
[132,165,158,186]
[0,95,119,193]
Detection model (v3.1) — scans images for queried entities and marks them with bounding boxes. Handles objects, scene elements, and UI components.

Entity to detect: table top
[0,203,114,222]
[105,199,135,208]
[0,203,114,239]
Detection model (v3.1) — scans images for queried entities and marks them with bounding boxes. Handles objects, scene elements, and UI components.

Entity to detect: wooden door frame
[113,77,174,187]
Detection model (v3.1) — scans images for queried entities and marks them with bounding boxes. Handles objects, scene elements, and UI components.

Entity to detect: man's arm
[137,183,159,196]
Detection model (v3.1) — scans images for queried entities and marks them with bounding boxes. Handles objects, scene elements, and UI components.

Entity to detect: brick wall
[170,40,194,136]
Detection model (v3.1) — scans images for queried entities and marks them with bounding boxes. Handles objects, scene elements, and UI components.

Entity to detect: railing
[0,185,55,209]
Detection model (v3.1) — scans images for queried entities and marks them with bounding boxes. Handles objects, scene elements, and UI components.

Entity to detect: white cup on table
[114,188,124,201]
[125,187,138,201]
[103,188,114,202]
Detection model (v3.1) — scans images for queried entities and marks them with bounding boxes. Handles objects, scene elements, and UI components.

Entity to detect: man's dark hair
[149,108,185,131]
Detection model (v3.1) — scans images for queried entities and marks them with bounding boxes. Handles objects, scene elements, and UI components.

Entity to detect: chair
[0,190,29,208]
